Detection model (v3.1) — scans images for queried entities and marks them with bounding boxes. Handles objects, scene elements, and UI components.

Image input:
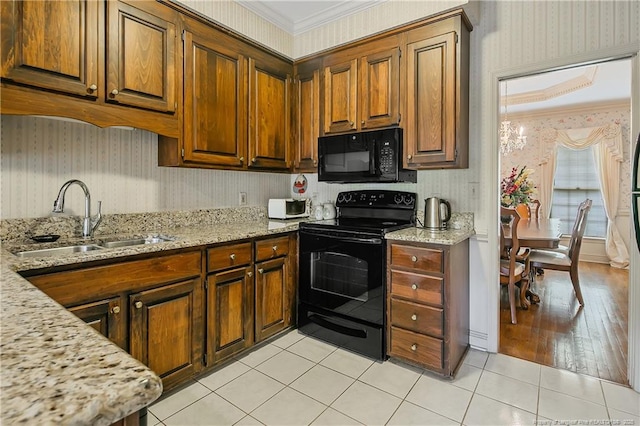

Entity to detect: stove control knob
[394,194,404,204]
[337,193,345,203]
[343,193,353,203]
[404,194,414,205]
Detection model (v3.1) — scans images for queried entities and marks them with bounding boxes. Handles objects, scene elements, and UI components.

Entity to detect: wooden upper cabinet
[182,20,247,167]
[0,0,100,98]
[359,47,400,130]
[322,39,400,135]
[293,59,321,172]
[323,57,358,134]
[403,13,470,169]
[248,56,291,170]
[106,0,177,113]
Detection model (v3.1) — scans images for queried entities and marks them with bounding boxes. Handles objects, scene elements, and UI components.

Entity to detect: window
[551,146,607,237]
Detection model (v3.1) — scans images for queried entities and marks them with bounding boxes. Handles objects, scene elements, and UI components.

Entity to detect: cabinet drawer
[390,244,443,272]
[390,326,443,371]
[390,298,443,336]
[208,242,252,272]
[255,236,289,262]
[390,270,443,306]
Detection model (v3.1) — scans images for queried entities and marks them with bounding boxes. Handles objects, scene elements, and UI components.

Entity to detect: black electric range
[297,190,417,360]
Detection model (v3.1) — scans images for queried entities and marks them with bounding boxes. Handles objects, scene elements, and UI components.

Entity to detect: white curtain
[539,123,629,268]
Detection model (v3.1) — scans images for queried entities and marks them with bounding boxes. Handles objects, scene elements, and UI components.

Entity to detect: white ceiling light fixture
[500,80,527,155]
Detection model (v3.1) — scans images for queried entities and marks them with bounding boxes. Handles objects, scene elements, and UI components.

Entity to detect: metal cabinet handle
[313,160,318,165]
[272,245,278,252]
[411,314,417,321]
[407,154,412,160]
[361,120,365,125]
[110,89,119,96]
[411,255,418,262]
[88,84,97,93]
[258,268,264,274]
[411,344,417,351]
[230,253,236,260]
[349,121,354,127]
[134,301,143,309]
[111,306,121,314]
[239,157,244,162]
[411,284,418,290]
[247,271,253,277]
[251,157,257,163]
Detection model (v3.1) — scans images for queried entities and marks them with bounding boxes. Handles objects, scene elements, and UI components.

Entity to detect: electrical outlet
[239,192,247,205]
[469,182,479,200]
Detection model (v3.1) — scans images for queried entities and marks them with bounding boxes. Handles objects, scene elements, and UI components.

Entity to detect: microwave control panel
[379,141,397,176]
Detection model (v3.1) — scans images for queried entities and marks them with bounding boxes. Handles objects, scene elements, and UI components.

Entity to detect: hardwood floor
[499,261,629,385]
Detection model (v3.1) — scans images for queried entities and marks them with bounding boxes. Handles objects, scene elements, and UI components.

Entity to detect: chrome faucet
[53,179,102,238]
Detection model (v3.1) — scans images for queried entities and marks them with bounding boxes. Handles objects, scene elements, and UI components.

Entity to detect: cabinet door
[106,0,177,112]
[0,0,99,98]
[323,58,357,134]
[359,47,400,129]
[248,57,291,170]
[182,24,247,167]
[255,257,292,342]
[405,31,457,167]
[207,267,253,363]
[130,278,202,390]
[68,296,126,350]
[293,61,320,172]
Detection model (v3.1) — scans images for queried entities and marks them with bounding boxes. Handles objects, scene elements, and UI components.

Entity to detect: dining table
[502,217,563,306]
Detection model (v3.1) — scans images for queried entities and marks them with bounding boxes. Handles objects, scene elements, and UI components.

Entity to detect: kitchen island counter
[0,264,163,425]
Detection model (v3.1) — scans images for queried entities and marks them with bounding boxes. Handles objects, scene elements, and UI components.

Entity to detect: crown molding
[502,66,598,106]
[236,0,387,35]
[505,99,630,121]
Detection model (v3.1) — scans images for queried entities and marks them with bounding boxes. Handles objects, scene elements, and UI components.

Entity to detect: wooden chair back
[567,199,592,263]
[515,200,541,221]
[499,206,530,324]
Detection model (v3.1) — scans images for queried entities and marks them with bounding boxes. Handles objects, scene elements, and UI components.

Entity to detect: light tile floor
[149,330,640,426]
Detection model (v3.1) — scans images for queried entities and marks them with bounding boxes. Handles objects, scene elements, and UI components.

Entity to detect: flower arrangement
[501,166,535,207]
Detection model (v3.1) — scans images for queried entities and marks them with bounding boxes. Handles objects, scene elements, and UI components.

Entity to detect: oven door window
[311,252,369,301]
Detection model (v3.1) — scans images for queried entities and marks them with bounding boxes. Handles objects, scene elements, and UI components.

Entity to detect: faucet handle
[96,200,102,214]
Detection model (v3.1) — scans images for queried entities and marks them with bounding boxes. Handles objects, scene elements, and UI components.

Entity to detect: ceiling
[234,1,631,114]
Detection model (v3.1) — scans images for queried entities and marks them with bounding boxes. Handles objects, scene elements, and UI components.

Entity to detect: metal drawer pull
[411,344,417,351]
[111,89,119,96]
[134,301,143,309]
[411,284,418,290]
[247,271,253,277]
[111,306,120,314]
[272,245,278,252]
[230,253,236,260]
[411,314,417,321]
[411,255,418,262]
[258,268,264,274]
[88,84,97,93]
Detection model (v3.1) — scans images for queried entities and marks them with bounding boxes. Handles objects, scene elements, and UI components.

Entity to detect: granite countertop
[0,209,473,425]
[0,265,163,425]
[0,218,303,425]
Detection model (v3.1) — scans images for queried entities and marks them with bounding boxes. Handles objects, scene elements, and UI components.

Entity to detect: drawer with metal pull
[207,242,252,272]
[389,244,443,272]
[389,326,444,371]
[255,236,289,261]
[390,298,443,336]
[389,270,443,306]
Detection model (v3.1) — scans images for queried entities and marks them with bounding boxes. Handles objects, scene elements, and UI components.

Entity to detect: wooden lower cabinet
[386,239,469,377]
[129,278,202,390]
[68,296,126,350]
[207,266,254,363]
[254,235,296,342]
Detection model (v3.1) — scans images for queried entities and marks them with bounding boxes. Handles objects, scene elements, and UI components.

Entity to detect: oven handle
[308,313,368,339]
[300,230,382,245]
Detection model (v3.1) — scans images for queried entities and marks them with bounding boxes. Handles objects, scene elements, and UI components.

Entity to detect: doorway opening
[497,57,632,385]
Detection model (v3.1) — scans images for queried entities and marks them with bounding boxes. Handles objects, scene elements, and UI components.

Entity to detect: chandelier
[500,80,527,155]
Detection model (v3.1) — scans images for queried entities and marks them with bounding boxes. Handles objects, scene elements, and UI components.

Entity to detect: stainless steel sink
[98,235,174,249]
[14,244,104,258]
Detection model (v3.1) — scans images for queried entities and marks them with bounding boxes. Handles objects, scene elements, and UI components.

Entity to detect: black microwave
[317,128,417,183]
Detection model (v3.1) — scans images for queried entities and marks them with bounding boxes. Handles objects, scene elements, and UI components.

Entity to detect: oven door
[299,229,385,325]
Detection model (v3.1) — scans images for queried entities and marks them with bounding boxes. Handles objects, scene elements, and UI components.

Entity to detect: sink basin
[14,244,104,258]
[98,236,174,249]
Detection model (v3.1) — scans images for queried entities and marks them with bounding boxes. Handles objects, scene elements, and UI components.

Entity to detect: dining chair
[528,199,592,306]
[515,199,541,221]
[499,206,531,324]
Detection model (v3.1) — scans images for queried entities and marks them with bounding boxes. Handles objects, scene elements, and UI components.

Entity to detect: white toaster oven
[268,199,309,219]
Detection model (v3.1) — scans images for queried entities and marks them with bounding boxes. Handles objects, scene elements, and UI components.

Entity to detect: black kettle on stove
[424,197,451,230]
